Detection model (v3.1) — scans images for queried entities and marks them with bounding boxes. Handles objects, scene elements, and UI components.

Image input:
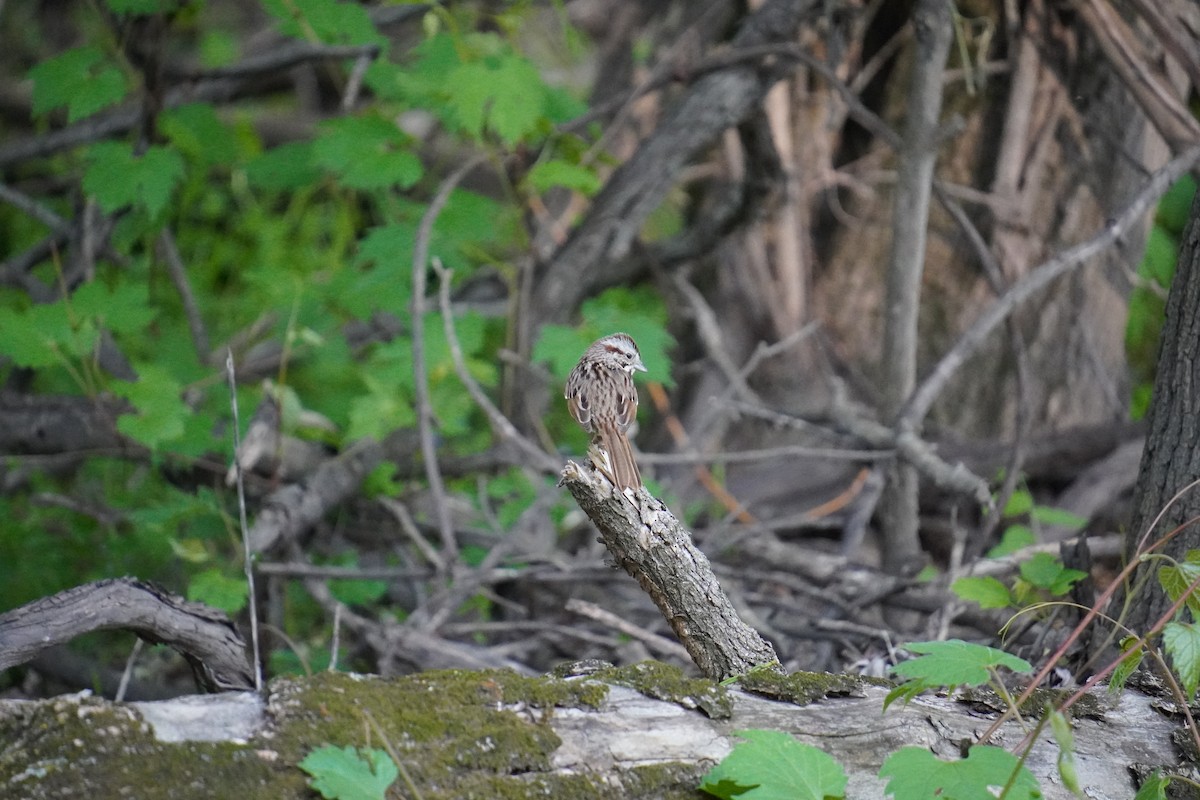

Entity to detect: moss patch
[587,660,732,719]
[738,669,889,705]
[0,669,624,800]
[0,692,289,800]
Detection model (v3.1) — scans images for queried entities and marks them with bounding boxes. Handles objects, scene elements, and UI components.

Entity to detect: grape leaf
[1133,770,1170,800]
[986,524,1035,558]
[951,577,1012,610]
[187,568,248,614]
[526,160,601,195]
[879,746,1041,800]
[30,45,127,123]
[299,745,397,800]
[312,114,422,190]
[700,730,846,800]
[83,142,185,218]
[893,640,1031,687]
[1163,621,1200,699]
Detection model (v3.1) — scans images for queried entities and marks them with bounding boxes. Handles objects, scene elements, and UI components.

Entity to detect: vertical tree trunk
[1124,189,1200,635]
[879,0,953,577]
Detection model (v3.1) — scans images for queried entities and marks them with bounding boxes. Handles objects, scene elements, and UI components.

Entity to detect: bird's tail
[595,425,641,492]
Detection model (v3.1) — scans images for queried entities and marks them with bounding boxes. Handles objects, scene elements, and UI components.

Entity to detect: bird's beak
[634,359,648,373]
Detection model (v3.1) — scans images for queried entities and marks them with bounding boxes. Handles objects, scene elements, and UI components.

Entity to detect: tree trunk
[1124,189,1200,634]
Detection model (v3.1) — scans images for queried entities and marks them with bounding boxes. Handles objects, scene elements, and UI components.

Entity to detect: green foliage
[950,576,1012,609]
[299,745,397,800]
[1152,550,1200,698]
[887,639,1031,708]
[985,524,1035,558]
[1162,621,1200,699]
[1133,771,1170,800]
[1017,553,1086,597]
[700,730,847,800]
[312,114,424,190]
[384,31,586,146]
[955,488,1086,612]
[1156,550,1200,620]
[29,45,128,123]
[1108,635,1144,694]
[328,554,389,607]
[188,568,250,615]
[1127,175,1198,418]
[83,142,185,219]
[1047,709,1080,796]
[878,746,1041,800]
[525,159,602,196]
[262,0,382,46]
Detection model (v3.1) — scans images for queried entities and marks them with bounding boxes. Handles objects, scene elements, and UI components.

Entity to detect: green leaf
[445,56,546,146]
[105,0,178,13]
[71,280,157,336]
[893,640,1032,688]
[879,746,1041,800]
[1109,635,1143,694]
[30,45,128,123]
[299,745,397,800]
[1136,226,1178,288]
[347,369,416,442]
[1048,709,1080,795]
[526,160,601,195]
[0,301,84,368]
[1030,505,1087,531]
[986,524,1036,558]
[83,142,185,219]
[1163,621,1200,699]
[1003,488,1033,517]
[245,141,321,190]
[1133,770,1170,800]
[111,365,186,450]
[1018,553,1086,596]
[700,730,847,800]
[1156,174,1198,234]
[187,568,248,614]
[312,114,422,190]
[951,576,1013,609]
[161,104,239,167]
[1157,558,1200,621]
[262,0,381,45]
[329,555,388,606]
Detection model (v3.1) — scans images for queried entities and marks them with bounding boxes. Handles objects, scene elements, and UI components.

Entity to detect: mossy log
[0,664,1188,799]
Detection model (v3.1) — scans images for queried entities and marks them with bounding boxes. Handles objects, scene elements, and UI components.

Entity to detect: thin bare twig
[158,230,210,359]
[565,598,693,661]
[637,445,890,465]
[0,182,71,231]
[226,350,263,693]
[411,155,487,562]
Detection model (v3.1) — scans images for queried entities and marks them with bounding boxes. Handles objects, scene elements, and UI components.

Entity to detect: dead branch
[0,578,253,692]
[247,438,383,553]
[559,460,778,680]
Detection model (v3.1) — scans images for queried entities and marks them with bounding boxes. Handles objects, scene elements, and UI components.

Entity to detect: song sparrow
[565,332,647,491]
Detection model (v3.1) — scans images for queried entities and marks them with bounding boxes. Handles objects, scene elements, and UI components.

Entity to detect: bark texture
[1125,190,1200,634]
[0,578,254,692]
[559,461,778,680]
